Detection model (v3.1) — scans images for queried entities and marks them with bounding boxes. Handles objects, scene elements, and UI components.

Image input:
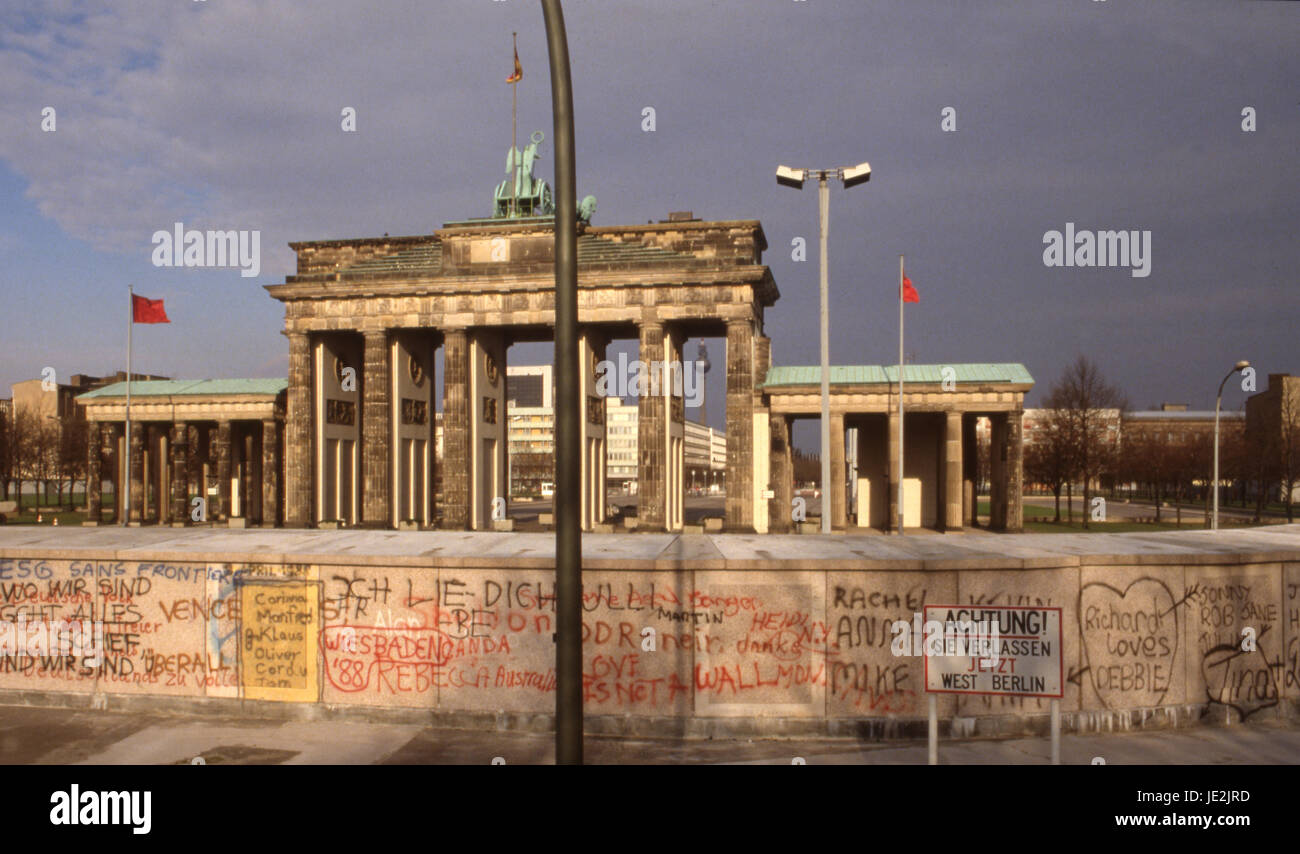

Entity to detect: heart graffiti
[1079,578,1179,709]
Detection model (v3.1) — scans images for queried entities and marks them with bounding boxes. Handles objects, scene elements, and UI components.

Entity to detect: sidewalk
[4,704,1297,765]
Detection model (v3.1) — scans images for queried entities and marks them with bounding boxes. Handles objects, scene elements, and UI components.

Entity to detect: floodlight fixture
[775,165,807,189]
[841,161,872,188]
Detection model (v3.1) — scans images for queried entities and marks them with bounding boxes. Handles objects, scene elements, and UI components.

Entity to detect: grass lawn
[1,493,116,526]
[975,498,1262,533]
[1020,518,1194,534]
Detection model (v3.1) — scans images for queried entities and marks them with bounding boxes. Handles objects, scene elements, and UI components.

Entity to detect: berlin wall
[0,529,1297,736]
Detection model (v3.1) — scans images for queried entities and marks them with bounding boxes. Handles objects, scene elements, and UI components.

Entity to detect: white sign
[924,605,1063,698]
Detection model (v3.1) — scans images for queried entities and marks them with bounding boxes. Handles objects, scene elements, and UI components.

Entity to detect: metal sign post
[927,694,938,766]
[923,604,1064,765]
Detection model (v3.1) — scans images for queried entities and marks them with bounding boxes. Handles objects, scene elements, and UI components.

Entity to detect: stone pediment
[281,218,767,278]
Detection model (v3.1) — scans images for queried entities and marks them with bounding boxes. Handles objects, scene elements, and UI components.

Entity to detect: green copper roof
[762,364,1034,388]
[78,379,288,400]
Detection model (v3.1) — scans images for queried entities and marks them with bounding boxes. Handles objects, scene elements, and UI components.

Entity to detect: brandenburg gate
[266,132,778,532]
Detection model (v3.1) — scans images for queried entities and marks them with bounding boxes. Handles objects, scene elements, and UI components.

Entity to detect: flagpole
[898,255,904,536]
[125,285,132,527]
[511,31,518,217]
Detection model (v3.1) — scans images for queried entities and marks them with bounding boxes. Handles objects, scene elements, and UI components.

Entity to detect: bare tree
[1244,411,1276,524]
[11,410,42,510]
[58,420,88,510]
[509,451,553,498]
[792,448,821,487]
[1050,356,1127,529]
[28,416,59,509]
[0,409,11,501]
[1220,419,1248,510]
[1026,405,1076,522]
[1278,385,1299,523]
[1168,432,1210,528]
[1120,426,1170,522]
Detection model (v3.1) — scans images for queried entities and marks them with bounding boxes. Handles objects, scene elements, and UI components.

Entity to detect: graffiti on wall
[0,556,1294,722]
[827,578,934,716]
[1190,576,1282,721]
[1079,577,1185,710]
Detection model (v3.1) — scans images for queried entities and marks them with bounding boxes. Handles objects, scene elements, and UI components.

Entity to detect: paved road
[510,494,730,525]
[4,705,1297,765]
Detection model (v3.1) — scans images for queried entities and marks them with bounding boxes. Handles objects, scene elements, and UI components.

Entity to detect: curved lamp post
[1212,360,1250,531]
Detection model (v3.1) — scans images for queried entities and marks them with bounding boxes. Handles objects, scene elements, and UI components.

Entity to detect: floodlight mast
[775,160,871,533]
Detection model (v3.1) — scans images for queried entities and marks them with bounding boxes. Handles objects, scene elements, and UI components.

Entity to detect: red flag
[902,276,920,303]
[132,294,170,323]
[506,42,522,83]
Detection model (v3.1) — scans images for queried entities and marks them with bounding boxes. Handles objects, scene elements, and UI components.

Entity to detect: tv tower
[696,340,711,425]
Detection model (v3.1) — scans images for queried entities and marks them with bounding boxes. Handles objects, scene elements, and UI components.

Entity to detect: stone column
[109,424,124,523]
[578,330,607,531]
[830,411,846,529]
[1007,409,1024,532]
[141,426,153,522]
[989,414,1006,530]
[171,423,188,525]
[284,332,313,526]
[215,420,232,521]
[241,431,255,521]
[187,424,202,520]
[888,410,900,532]
[636,321,666,531]
[945,411,963,532]
[361,330,391,527]
[755,335,774,532]
[754,335,772,385]
[441,329,471,529]
[963,415,977,527]
[128,427,144,525]
[664,327,685,531]
[769,413,793,533]
[724,319,754,531]
[155,427,167,524]
[85,422,103,525]
[262,419,279,527]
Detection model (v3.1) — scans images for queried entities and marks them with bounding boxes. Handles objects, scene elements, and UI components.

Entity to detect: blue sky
[1,0,1296,444]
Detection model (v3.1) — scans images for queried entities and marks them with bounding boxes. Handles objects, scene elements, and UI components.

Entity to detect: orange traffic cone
[37,513,43,523]
[53,517,59,526]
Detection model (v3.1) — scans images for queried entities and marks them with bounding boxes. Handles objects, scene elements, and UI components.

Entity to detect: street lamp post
[1213,360,1250,531]
[776,162,870,533]
[541,0,582,765]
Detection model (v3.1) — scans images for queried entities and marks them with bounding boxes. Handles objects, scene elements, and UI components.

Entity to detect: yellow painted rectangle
[240,580,319,702]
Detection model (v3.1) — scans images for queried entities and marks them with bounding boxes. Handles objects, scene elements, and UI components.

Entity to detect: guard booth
[77,379,287,527]
[759,364,1032,533]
